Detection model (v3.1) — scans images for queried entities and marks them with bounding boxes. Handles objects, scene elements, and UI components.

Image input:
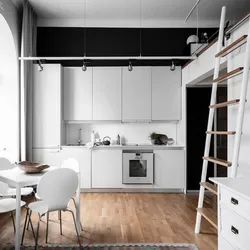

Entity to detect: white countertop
[210,177,250,201]
[61,144,185,150]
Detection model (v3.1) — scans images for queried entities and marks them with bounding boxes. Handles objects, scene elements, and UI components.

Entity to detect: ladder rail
[195,6,226,234]
[231,19,250,177]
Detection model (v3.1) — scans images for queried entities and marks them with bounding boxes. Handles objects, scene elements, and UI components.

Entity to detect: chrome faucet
[78,128,82,145]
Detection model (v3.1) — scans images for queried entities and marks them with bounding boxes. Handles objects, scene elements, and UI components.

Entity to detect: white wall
[0,1,21,162]
[227,19,250,178]
[65,123,178,145]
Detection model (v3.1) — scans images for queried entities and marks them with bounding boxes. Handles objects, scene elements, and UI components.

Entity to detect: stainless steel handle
[231,226,239,235]
[231,197,238,205]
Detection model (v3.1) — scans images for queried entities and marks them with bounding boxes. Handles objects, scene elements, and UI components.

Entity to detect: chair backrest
[61,158,79,173]
[0,157,14,195]
[37,168,78,211]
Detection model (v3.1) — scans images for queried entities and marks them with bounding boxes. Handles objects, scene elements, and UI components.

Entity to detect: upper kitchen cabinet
[93,67,121,120]
[122,67,151,122]
[64,67,93,121]
[33,64,62,148]
[152,66,181,121]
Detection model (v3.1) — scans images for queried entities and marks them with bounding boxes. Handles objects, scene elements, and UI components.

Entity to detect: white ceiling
[12,0,250,27]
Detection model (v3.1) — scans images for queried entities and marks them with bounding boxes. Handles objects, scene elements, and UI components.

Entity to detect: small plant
[149,132,168,145]
[149,132,162,145]
[149,132,160,140]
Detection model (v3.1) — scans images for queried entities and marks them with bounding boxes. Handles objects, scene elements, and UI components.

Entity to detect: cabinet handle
[231,197,239,205]
[231,226,239,235]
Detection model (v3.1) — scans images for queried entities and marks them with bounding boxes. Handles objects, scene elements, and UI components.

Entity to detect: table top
[210,177,250,201]
[0,166,57,187]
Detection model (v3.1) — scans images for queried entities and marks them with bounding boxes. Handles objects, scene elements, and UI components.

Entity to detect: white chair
[0,157,34,197]
[0,198,26,233]
[60,158,83,231]
[22,168,81,249]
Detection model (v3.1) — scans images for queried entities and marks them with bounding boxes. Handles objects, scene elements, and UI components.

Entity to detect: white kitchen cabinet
[33,64,62,148]
[152,66,181,121]
[32,148,61,167]
[93,67,121,120]
[64,67,93,121]
[92,150,122,188]
[61,147,91,189]
[122,67,151,121]
[154,149,185,189]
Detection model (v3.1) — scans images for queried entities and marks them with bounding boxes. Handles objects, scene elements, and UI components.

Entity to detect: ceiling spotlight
[82,60,87,71]
[170,61,175,71]
[37,60,43,72]
[128,61,133,71]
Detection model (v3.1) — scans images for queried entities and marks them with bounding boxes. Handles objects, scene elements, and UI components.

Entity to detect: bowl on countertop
[17,161,50,174]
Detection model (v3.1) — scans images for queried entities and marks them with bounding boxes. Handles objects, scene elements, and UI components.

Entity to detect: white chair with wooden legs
[0,176,26,233]
[0,157,34,197]
[0,198,26,233]
[22,168,81,249]
[61,158,83,231]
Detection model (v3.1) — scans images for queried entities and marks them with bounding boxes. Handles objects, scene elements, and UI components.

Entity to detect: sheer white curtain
[20,0,37,160]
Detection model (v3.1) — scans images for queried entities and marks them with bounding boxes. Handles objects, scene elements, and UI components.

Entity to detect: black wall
[187,87,214,190]
[37,27,218,67]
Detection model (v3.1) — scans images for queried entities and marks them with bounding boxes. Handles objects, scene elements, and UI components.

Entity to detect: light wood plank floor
[0,193,217,250]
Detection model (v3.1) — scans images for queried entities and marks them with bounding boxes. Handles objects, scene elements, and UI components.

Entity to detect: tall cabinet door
[122,67,152,121]
[64,67,93,121]
[33,64,62,148]
[93,67,121,120]
[152,66,181,121]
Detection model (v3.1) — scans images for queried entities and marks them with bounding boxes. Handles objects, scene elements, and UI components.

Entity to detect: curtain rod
[19,56,196,61]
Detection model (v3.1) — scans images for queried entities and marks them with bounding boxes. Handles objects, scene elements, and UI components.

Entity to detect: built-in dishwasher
[122,150,154,184]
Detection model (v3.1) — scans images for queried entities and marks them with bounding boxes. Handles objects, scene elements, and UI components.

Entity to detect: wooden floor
[0,193,217,250]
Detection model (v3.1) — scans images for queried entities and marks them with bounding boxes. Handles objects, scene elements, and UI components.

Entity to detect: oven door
[123,152,154,184]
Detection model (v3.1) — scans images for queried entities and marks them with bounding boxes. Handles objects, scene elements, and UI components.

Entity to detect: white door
[92,150,122,188]
[152,66,181,121]
[32,148,61,167]
[154,149,185,189]
[61,148,91,189]
[122,67,151,121]
[64,67,93,121]
[33,64,62,148]
[93,67,121,120]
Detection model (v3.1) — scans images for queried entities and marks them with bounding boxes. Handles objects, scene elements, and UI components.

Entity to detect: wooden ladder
[195,6,250,233]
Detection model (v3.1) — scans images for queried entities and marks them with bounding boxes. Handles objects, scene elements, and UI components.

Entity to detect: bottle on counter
[116,134,120,145]
[91,131,95,143]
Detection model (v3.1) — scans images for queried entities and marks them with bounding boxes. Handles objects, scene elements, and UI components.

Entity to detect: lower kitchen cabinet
[61,148,91,189]
[92,150,122,188]
[154,149,185,189]
[32,148,61,167]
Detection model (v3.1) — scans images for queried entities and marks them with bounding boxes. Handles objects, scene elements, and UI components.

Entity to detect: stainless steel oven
[122,150,154,184]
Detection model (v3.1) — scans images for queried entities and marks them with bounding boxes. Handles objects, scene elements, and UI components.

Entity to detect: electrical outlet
[0,1,4,11]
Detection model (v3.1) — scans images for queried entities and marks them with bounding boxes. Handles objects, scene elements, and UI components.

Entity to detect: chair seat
[0,198,26,213]
[8,187,33,197]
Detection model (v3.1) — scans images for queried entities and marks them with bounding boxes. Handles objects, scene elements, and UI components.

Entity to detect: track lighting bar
[19,56,196,61]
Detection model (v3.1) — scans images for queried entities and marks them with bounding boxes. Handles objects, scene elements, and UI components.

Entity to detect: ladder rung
[215,35,248,57]
[200,182,218,195]
[203,156,232,167]
[209,99,240,108]
[213,67,244,83]
[206,131,236,135]
[196,208,217,229]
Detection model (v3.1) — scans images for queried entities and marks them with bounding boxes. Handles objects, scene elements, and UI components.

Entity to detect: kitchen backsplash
[65,123,178,145]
